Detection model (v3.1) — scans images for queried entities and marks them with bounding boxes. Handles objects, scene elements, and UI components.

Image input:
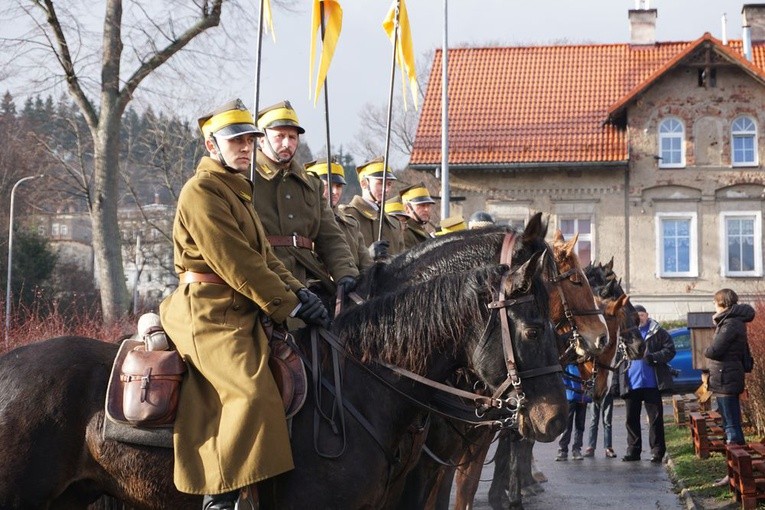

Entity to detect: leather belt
[267,234,314,250]
[179,271,226,285]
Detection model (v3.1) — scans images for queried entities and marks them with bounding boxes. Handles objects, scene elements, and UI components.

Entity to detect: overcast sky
[239,0,747,163]
[0,1,750,167]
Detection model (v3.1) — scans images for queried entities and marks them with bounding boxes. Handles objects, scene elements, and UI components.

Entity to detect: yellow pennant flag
[263,0,276,42]
[382,0,418,110]
[309,0,343,105]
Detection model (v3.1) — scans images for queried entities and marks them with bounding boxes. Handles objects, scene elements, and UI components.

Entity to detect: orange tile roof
[410,34,765,168]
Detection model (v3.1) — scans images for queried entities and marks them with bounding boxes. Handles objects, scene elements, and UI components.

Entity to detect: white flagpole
[440,0,450,219]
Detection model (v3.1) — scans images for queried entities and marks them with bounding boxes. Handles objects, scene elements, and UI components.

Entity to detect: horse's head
[614,293,645,360]
[470,252,567,442]
[585,265,646,362]
[335,249,567,442]
[548,230,609,359]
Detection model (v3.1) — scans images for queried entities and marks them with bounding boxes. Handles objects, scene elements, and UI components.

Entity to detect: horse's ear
[603,278,616,296]
[523,212,546,241]
[562,233,578,257]
[616,294,629,308]
[519,250,545,287]
[604,257,614,272]
[605,297,620,316]
[552,229,564,243]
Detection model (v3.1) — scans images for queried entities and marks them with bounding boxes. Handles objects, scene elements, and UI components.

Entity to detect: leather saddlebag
[120,346,186,427]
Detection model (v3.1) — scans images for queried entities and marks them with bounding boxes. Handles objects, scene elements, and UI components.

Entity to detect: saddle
[261,316,308,419]
[104,313,308,448]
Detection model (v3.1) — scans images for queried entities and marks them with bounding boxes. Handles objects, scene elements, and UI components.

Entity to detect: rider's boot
[202,490,239,510]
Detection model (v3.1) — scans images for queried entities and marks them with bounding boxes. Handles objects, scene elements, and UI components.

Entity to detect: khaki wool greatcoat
[340,195,406,256]
[335,211,374,270]
[159,156,302,495]
[253,151,358,291]
[403,218,432,249]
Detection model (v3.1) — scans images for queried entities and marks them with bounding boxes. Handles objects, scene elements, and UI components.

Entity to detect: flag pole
[378,0,400,242]
[319,1,333,210]
[440,0,450,219]
[250,0,266,181]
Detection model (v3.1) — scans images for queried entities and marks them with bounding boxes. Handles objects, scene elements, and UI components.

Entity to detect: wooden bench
[672,393,710,426]
[689,410,725,459]
[725,442,765,509]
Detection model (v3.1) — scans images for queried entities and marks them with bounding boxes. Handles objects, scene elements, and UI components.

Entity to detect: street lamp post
[5,174,45,345]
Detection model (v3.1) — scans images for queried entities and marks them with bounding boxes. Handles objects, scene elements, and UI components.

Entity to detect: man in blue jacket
[616,305,675,463]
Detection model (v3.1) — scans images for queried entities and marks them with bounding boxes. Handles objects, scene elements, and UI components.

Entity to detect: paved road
[453,402,685,509]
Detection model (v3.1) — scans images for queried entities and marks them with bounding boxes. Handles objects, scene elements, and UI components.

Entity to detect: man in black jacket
[615,304,675,463]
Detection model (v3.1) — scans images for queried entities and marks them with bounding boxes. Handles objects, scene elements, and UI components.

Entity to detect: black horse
[385,224,610,509]
[0,248,566,508]
[486,261,647,510]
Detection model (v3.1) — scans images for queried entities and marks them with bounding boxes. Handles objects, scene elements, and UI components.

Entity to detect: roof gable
[607,33,765,122]
[410,37,765,168]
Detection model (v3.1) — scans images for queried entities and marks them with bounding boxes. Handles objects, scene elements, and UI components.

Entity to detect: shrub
[0,299,135,356]
[745,299,765,435]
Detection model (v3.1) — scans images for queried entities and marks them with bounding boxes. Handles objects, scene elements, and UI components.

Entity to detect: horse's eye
[524,327,540,340]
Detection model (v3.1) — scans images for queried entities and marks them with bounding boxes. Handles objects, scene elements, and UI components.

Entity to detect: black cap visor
[215,123,263,140]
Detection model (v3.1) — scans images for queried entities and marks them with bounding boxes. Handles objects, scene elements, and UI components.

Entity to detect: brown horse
[396,228,609,510]
[0,242,567,508]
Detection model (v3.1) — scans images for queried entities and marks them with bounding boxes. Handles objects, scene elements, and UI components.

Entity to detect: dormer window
[731,116,758,167]
[658,117,685,168]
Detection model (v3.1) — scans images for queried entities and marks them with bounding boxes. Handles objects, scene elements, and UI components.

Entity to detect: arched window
[658,118,685,168]
[731,116,758,167]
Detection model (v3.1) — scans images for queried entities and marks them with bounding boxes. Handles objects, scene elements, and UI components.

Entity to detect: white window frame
[731,116,758,167]
[655,212,698,277]
[558,216,594,266]
[658,117,686,168]
[720,211,762,277]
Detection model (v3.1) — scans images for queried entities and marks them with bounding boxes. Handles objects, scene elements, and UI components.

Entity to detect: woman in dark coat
[704,288,755,446]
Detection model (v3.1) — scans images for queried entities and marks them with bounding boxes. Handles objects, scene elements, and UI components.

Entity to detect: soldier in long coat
[305,158,374,270]
[399,182,436,248]
[339,157,405,255]
[159,100,329,509]
[252,101,358,295]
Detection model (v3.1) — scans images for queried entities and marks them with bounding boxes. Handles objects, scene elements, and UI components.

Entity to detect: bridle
[300,231,563,463]
[476,232,562,429]
[548,259,606,367]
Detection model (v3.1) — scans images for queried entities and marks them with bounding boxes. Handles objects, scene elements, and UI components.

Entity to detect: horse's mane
[334,264,519,374]
[355,224,547,298]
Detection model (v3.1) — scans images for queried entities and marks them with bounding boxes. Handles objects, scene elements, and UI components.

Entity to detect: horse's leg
[518,440,542,496]
[487,434,512,510]
[428,466,455,510]
[452,429,493,510]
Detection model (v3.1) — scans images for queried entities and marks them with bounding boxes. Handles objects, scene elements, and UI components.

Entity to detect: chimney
[743,25,753,61]
[628,8,658,46]
[722,13,728,45]
[743,4,765,42]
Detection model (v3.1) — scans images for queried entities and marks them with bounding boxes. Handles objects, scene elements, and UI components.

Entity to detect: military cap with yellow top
[304,158,346,185]
[256,100,305,134]
[197,98,262,140]
[384,195,409,218]
[356,156,398,181]
[399,182,436,205]
[435,215,467,236]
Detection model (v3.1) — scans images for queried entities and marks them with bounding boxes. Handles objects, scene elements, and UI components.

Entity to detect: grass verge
[665,423,732,505]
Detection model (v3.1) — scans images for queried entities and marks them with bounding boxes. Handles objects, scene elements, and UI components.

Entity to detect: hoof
[532,471,548,483]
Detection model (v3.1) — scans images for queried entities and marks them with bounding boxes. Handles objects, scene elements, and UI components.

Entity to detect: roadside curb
[666,457,699,510]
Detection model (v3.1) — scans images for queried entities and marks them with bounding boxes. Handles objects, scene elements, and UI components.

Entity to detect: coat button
[273,298,282,305]
[288,213,294,219]
[285,194,291,199]
[232,304,240,311]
